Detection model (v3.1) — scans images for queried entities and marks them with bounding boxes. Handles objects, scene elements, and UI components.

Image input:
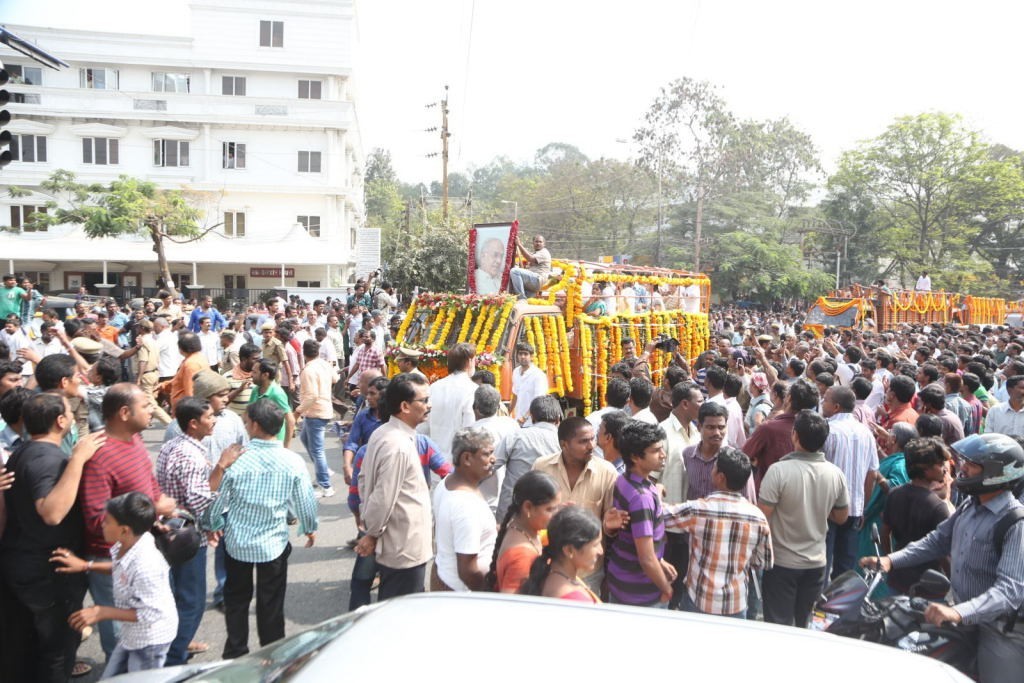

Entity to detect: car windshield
[187,609,368,682]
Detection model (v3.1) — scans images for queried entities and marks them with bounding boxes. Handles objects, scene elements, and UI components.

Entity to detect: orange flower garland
[556,317,573,394]
[579,321,594,412]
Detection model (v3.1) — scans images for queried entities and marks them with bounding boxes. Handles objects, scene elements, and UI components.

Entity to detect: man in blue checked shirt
[203,398,318,660]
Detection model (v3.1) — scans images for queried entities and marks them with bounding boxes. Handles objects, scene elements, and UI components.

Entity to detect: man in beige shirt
[297,339,336,498]
[356,373,433,597]
[533,416,620,592]
[532,416,619,526]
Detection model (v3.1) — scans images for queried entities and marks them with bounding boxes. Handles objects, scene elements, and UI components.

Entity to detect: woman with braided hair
[486,471,560,593]
[518,506,603,604]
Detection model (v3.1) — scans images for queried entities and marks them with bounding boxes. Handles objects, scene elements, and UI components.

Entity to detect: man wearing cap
[395,348,425,377]
[260,321,287,384]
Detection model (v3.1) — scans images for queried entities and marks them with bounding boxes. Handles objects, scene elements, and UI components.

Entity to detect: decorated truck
[805,285,1023,335]
[390,260,711,415]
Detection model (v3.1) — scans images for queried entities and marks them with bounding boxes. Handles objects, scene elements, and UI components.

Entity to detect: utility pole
[441,85,450,222]
[424,84,451,222]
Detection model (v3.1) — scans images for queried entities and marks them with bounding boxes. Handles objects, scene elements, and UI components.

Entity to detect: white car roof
[288,593,970,682]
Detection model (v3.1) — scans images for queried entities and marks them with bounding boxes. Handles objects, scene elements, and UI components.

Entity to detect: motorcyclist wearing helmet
[861,432,1024,683]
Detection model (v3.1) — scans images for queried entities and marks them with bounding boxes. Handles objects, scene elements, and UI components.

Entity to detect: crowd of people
[1,266,1023,682]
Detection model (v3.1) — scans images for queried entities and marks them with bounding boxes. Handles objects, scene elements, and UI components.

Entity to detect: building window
[224,211,246,237]
[259,20,284,47]
[79,68,119,90]
[152,72,191,93]
[224,275,247,289]
[10,205,48,232]
[82,137,119,165]
[10,134,47,163]
[221,76,246,96]
[6,64,43,85]
[296,280,321,288]
[350,228,357,249]
[297,215,321,237]
[298,80,322,100]
[297,151,322,173]
[153,140,190,167]
[222,142,246,169]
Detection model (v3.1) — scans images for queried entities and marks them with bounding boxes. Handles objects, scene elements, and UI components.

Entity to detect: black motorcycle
[809,526,977,678]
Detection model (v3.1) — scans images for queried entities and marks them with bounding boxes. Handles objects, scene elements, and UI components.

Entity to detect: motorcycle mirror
[871,524,881,546]
[912,569,951,598]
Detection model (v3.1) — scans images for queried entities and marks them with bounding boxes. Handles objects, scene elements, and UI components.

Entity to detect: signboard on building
[356,227,381,279]
[250,267,295,278]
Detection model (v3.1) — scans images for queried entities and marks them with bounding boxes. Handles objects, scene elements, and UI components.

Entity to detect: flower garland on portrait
[467,220,519,294]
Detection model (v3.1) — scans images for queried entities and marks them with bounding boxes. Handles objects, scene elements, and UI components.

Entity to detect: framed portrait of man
[468,221,518,295]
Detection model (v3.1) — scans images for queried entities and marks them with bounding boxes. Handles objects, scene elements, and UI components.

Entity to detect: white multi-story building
[0,0,363,303]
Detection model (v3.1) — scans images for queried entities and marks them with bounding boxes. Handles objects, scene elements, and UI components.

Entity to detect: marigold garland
[456,308,474,343]
[579,321,594,412]
[393,264,711,415]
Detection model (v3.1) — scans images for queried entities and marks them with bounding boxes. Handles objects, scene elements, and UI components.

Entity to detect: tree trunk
[694,190,704,272]
[150,224,178,298]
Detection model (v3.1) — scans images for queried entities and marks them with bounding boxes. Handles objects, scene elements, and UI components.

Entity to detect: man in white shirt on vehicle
[510,342,548,425]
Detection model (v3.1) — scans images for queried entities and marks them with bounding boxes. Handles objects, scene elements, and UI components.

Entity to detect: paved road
[75,423,361,681]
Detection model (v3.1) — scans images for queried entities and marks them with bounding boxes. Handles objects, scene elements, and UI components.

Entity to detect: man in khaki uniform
[134,318,171,425]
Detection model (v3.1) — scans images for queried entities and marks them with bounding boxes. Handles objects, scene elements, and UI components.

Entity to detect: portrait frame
[468,220,518,295]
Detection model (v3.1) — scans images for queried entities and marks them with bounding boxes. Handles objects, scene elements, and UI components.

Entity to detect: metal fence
[104,287,285,311]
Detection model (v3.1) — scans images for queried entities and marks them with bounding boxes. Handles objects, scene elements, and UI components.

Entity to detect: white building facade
[0,0,364,303]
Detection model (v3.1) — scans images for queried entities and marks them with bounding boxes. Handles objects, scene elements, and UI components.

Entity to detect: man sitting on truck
[508,234,552,300]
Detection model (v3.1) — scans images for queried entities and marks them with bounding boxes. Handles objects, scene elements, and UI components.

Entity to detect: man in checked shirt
[663,447,773,618]
[156,397,238,666]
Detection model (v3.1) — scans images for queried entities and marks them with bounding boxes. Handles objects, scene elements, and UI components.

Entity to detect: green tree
[713,230,833,302]
[13,170,211,297]
[826,113,1024,293]
[634,77,742,269]
[381,209,469,294]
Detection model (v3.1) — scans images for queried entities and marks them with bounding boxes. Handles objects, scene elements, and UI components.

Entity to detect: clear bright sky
[4,0,1024,186]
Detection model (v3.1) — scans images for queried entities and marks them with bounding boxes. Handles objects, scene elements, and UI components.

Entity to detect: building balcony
[8,87,355,130]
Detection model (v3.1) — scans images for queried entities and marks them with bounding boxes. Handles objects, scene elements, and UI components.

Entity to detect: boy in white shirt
[55,492,178,677]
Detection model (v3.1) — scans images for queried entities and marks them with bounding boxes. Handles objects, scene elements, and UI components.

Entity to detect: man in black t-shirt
[881,436,951,595]
[0,392,105,682]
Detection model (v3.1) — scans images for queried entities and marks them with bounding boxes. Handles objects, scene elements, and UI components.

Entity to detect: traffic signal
[0,67,10,168]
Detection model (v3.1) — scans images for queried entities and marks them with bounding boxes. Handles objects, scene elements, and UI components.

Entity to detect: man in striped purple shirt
[606,421,676,607]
